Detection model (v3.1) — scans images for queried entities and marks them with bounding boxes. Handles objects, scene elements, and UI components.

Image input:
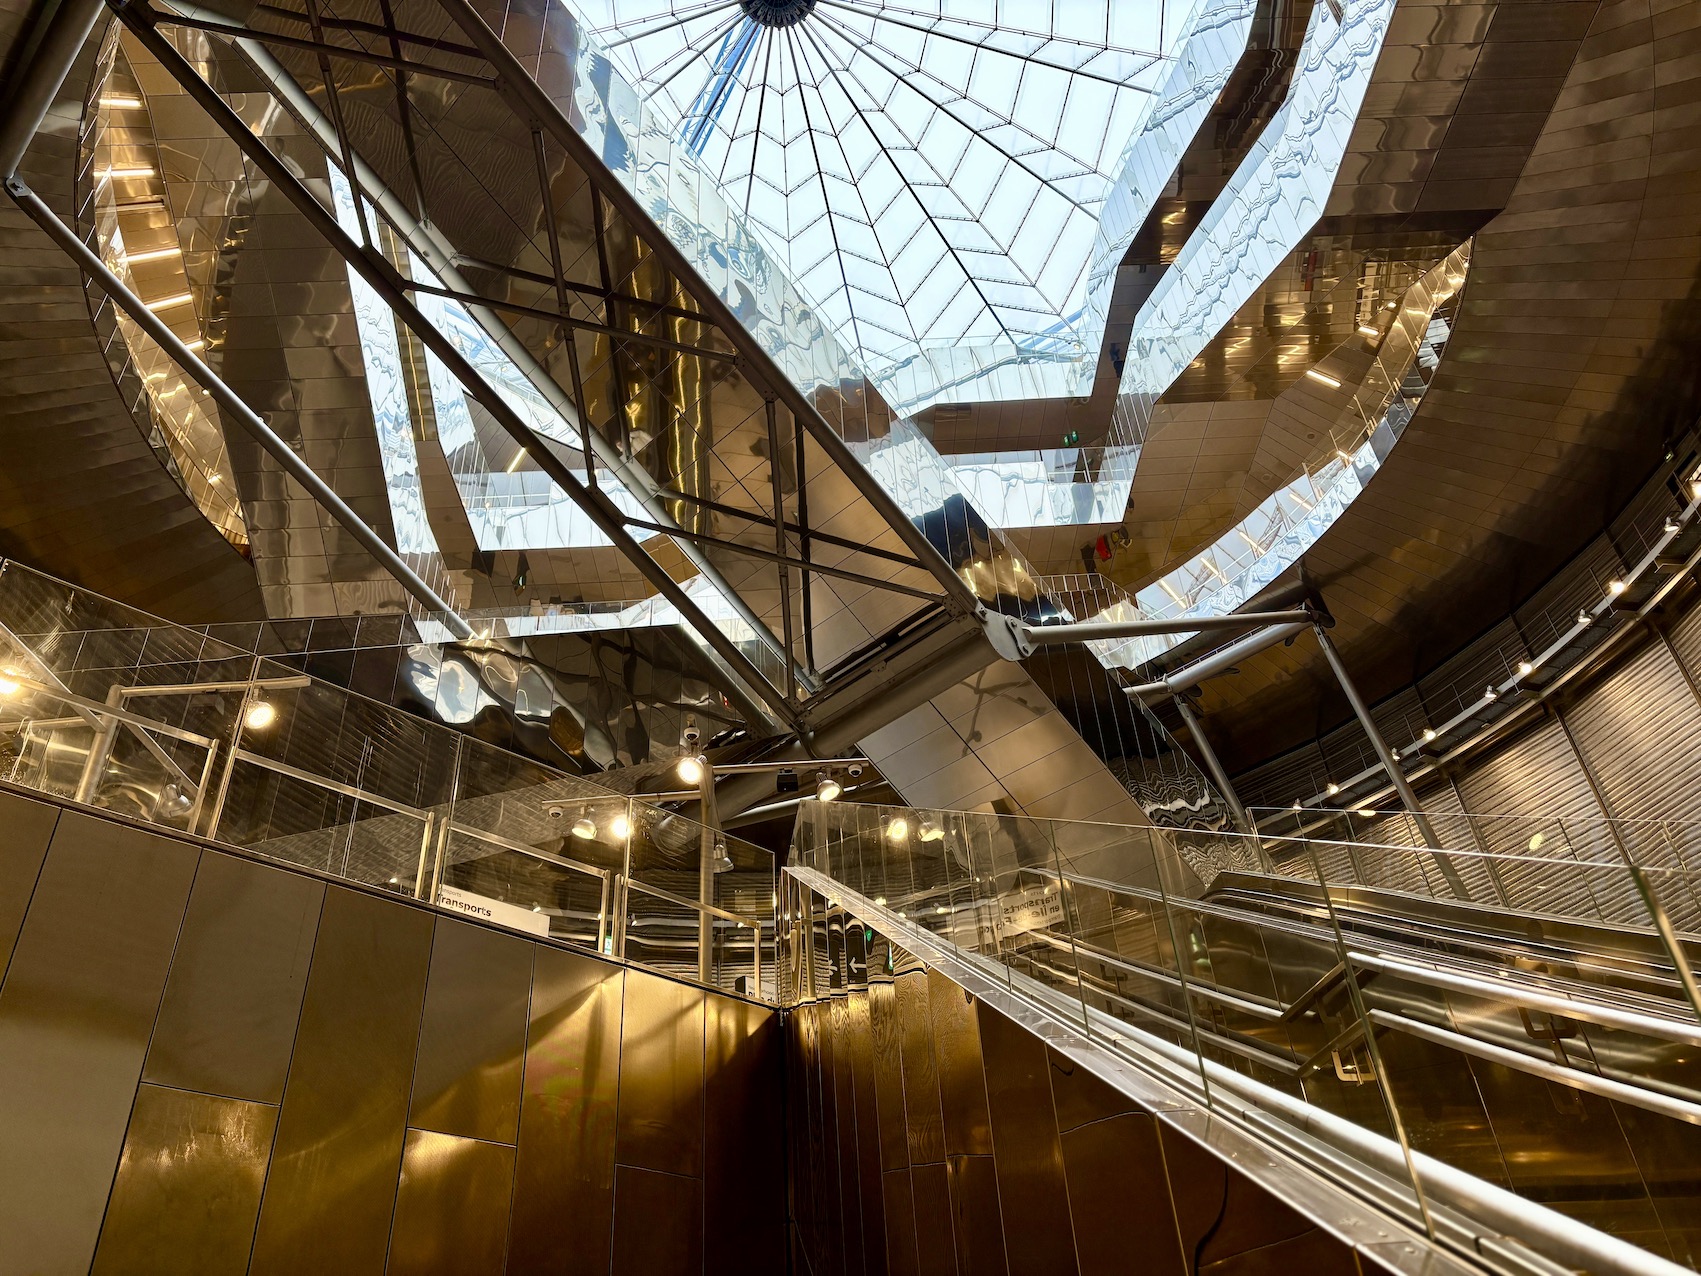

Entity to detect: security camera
[846,762,865,779]
[681,725,702,746]
[546,804,566,820]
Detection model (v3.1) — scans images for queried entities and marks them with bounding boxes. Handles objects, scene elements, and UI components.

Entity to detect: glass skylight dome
[570,1,1179,405]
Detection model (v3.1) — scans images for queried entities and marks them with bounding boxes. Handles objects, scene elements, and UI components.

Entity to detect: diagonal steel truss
[74,0,997,740]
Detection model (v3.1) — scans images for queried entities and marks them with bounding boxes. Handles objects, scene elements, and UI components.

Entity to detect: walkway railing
[784,797,1701,1276]
[0,559,777,1002]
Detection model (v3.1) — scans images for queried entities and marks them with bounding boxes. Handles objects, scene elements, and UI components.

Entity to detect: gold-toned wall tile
[92,1083,277,1276]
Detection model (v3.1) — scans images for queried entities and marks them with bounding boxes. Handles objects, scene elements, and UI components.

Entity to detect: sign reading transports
[997,887,1065,939]
[437,884,553,937]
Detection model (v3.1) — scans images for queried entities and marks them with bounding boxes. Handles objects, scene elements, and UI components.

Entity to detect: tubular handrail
[0,568,779,1002]
[789,865,1694,1276]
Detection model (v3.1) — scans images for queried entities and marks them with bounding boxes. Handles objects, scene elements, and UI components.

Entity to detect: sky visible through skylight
[570,1,1178,395]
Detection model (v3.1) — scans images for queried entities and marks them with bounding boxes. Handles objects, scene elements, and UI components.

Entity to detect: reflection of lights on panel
[145,291,193,311]
[102,165,155,180]
[1305,368,1341,388]
[185,338,205,351]
[125,245,180,263]
[100,96,144,109]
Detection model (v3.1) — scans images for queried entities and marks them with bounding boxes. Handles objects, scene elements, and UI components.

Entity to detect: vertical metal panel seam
[88,842,207,1271]
[0,800,60,995]
[242,878,329,1275]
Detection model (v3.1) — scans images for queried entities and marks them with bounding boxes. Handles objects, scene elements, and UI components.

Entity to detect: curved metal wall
[0,3,264,623]
[1188,0,1701,772]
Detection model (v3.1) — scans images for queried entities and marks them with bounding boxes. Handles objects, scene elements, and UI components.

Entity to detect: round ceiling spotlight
[739,0,816,28]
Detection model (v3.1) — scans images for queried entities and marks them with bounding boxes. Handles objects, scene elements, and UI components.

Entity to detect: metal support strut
[4,177,475,639]
[1311,623,1472,899]
[1172,693,1255,836]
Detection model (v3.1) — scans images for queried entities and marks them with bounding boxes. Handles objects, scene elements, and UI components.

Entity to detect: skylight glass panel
[568,0,1178,403]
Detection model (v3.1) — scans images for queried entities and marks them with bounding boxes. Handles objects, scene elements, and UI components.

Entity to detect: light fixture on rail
[676,755,706,786]
[1577,608,1593,626]
[608,812,633,841]
[712,840,734,874]
[1483,684,1498,702]
[1517,660,1534,677]
[918,819,945,843]
[1608,579,1627,597]
[1666,516,1681,534]
[1325,782,1340,796]
[0,668,20,697]
[815,773,842,802]
[243,699,277,730]
[1421,727,1437,742]
[1306,368,1342,389]
[571,815,597,840]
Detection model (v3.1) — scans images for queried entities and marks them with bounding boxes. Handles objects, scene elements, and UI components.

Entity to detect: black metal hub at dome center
[739,0,816,29]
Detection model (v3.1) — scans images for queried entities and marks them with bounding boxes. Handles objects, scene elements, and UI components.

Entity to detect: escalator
[783,800,1701,1274]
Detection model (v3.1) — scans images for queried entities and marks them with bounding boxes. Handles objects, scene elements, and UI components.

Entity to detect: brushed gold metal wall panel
[507,946,622,1276]
[845,993,890,1274]
[974,1002,1079,1276]
[385,1129,515,1276]
[894,971,946,1167]
[250,886,434,1276]
[945,1154,1008,1276]
[705,994,785,1276]
[91,1082,277,1276]
[811,988,848,1273]
[616,968,705,1178]
[0,811,198,1275]
[1159,1119,1356,1275]
[144,850,323,1105]
[0,790,58,985]
[1059,1113,1183,1276]
[910,1161,960,1274]
[881,1168,921,1276]
[927,972,992,1158]
[409,918,531,1145]
[868,981,910,1172]
[1046,1050,1135,1135]
[610,1164,703,1276]
[828,994,866,1276]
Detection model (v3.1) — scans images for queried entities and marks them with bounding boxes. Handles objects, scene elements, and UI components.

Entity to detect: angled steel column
[420,0,983,619]
[0,0,107,175]
[190,11,812,695]
[1172,694,1254,835]
[117,5,806,733]
[5,178,475,638]
[1311,623,1472,898]
[1125,621,1310,699]
[1020,610,1315,649]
